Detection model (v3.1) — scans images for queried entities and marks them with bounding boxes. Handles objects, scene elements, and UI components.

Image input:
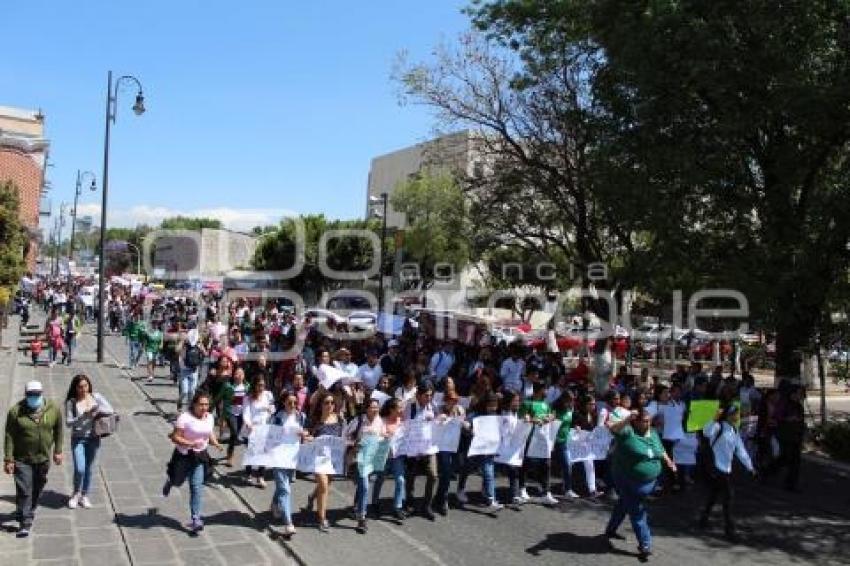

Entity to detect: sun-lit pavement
[2,314,849,565]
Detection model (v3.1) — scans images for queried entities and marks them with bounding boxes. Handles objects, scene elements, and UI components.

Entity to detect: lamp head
[132,93,145,116]
[368,195,382,204]
[89,179,97,192]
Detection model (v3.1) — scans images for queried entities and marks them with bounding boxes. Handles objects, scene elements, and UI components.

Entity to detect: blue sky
[2,1,469,231]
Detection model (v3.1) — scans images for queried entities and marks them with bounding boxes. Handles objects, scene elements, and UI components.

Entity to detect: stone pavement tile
[76,525,122,546]
[32,560,81,566]
[215,541,275,565]
[72,508,116,528]
[126,538,178,564]
[107,482,146,499]
[177,549,227,566]
[31,515,74,535]
[79,544,133,566]
[3,551,31,563]
[30,534,76,560]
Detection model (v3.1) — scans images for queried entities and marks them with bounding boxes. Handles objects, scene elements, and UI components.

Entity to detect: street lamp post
[69,170,97,264]
[97,70,145,363]
[369,193,389,320]
[125,242,142,276]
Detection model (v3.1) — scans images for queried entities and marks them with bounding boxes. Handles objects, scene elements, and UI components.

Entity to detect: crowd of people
[3,278,809,561]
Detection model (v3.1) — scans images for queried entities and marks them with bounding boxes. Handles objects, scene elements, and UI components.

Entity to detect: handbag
[93,413,120,438]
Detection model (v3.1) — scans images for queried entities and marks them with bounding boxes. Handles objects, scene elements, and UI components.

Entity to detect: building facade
[0,105,49,271]
[152,228,258,278]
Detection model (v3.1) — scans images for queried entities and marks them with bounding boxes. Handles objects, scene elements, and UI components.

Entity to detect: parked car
[828,349,850,363]
[347,311,377,332]
[490,327,528,345]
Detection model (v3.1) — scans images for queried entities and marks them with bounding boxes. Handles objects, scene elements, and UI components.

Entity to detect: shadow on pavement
[526,532,638,558]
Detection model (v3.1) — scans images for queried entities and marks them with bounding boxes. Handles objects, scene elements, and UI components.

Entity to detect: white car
[302,308,346,327]
[491,327,528,345]
[347,311,377,331]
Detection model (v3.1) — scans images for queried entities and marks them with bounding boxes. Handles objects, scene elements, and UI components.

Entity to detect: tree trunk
[774,322,807,385]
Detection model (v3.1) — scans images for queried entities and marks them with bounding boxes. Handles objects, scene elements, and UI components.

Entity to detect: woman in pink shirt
[162,392,223,533]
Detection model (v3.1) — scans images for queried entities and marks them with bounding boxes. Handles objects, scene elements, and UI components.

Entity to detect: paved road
[2,316,849,565]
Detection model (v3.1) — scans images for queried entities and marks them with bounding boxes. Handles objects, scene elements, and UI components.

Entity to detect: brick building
[0,105,50,271]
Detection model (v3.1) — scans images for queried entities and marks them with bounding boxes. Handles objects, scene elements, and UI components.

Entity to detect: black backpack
[184,345,202,368]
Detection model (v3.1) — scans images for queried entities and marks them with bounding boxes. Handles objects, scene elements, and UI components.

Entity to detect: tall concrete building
[365,130,483,228]
[0,105,50,271]
[153,228,258,278]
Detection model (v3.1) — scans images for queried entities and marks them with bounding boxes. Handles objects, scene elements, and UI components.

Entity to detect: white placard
[296,435,346,475]
[495,419,533,466]
[242,424,301,469]
[432,418,462,453]
[400,419,438,457]
[318,364,345,390]
[672,432,698,465]
[590,425,613,460]
[468,415,501,456]
[526,420,561,459]
[567,429,594,462]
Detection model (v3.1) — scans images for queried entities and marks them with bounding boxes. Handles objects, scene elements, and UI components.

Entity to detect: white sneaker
[539,492,558,506]
[284,524,296,535]
[80,496,92,509]
[512,496,525,505]
[485,501,504,512]
[519,488,530,501]
[68,493,80,509]
[455,490,468,504]
[565,490,580,499]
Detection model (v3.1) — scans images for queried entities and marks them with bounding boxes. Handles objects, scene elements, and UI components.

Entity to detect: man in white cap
[3,380,63,537]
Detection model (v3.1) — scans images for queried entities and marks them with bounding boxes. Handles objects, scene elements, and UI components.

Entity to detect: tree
[391,171,471,293]
[394,30,642,323]
[160,216,222,231]
[0,181,27,288]
[252,214,387,304]
[469,0,850,379]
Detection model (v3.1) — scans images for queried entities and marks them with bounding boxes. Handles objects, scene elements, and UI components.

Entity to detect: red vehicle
[528,332,596,353]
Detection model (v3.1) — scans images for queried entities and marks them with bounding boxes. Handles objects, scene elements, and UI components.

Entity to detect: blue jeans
[555,441,573,494]
[188,460,205,519]
[435,451,456,505]
[354,465,371,518]
[606,473,657,551]
[372,456,405,510]
[72,437,101,494]
[179,367,199,408]
[457,455,496,502]
[272,468,295,525]
[128,340,142,367]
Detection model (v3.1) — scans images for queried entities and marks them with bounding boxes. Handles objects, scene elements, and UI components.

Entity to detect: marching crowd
[4,279,808,561]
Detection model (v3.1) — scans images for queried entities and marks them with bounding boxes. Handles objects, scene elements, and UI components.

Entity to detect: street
[1,320,848,566]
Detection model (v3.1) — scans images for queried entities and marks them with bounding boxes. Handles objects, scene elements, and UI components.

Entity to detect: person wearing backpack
[179,326,206,412]
[699,404,756,542]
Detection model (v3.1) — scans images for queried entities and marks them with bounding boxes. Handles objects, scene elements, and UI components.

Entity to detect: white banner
[495,419,533,466]
[468,415,501,456]
[567,426,613,462]
[526,420,561,459]
[296,435,346,475]
[400,419,438,457]
[241,424,301,469]
[432,418,463,453]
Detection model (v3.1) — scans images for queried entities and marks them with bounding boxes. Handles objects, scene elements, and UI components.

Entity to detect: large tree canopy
[0,181,27,288]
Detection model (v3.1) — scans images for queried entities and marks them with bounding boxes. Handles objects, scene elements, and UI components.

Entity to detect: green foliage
[159,216,223,230]
[252,214,386,300]
[0,181,27,287]
[816,421,850,463]
[391,172,470,290]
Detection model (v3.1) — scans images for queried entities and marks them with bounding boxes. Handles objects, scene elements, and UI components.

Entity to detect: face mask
[26,395,43,409]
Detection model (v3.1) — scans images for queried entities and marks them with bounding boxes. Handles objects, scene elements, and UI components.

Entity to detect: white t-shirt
[175,412,214,455]
[659,401,686,441]
[243,390,275,426]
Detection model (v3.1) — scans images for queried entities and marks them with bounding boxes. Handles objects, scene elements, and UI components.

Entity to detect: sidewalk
[0,315,288,565]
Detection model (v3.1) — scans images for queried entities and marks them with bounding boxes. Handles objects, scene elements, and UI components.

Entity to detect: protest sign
[526,420,561,459]
[590,426,613,460]
[400,419,438,457]
[468,415,501,456]
[495,420,533,466]
[296,435,346,475]
[242,424,301,469]
[686,400,720,432]
[356,435,391,477]
[672,433,698,465]
[567,429,594,462]
[432,418,462,453]
[317,364,346,390]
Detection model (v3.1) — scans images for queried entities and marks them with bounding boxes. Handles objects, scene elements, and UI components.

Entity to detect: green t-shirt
[611,425,665,483]
[124,320,144,341]
[554,409,573,444]
[519,399,552,421]
[144,329,163,353]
